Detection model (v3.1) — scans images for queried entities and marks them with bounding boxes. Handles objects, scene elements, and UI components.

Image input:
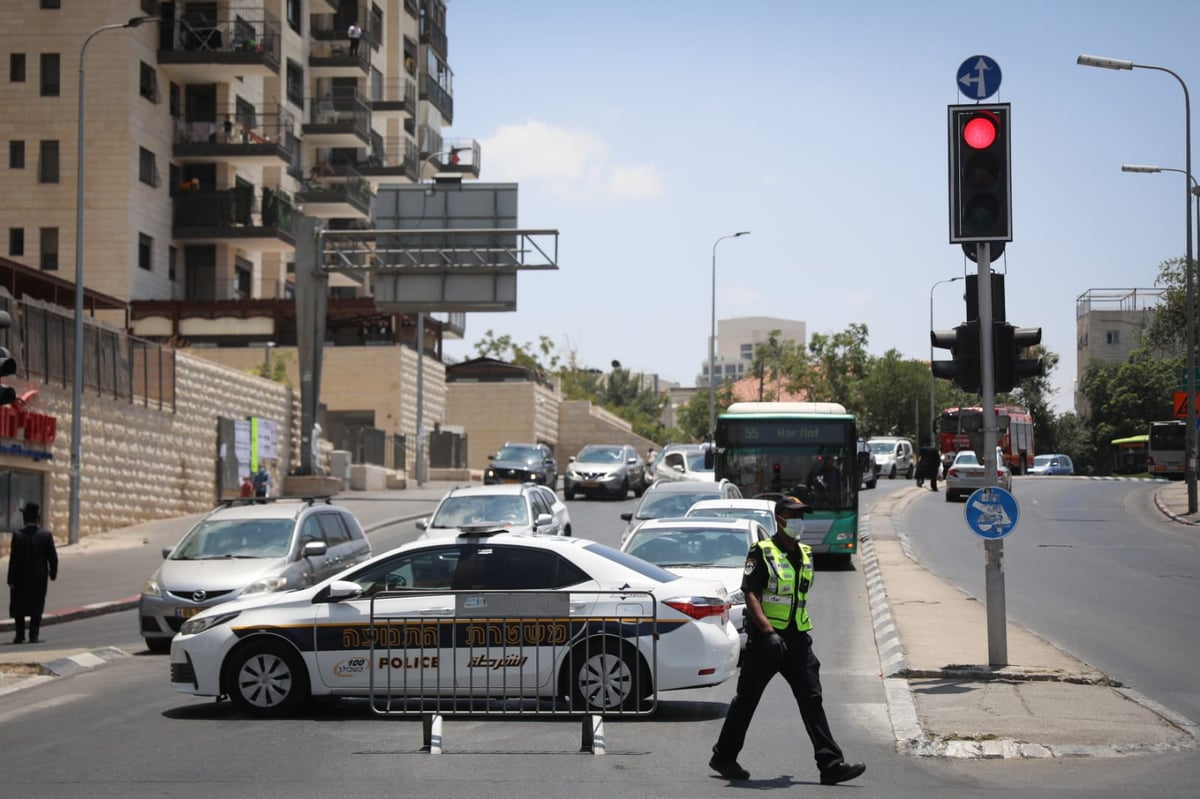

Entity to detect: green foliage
[1077,355,1180,473]
[472,330,561,375]
[1142,257,1186,354]
[246,351,293,386]
[856,350,928,441]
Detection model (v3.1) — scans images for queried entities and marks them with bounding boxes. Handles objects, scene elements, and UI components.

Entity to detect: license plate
[580,481,598,488]
[176,607,202,619]
[503,479,521,484]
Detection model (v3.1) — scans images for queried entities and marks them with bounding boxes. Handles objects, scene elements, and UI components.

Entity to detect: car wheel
[633,479,646,498]
[905,464,914,479]
[889,465,897,479]
[145,637,171,655]
[614,478,629,500]
[945,491,954,502]
[225,638,310,718]
[561,638,649,712]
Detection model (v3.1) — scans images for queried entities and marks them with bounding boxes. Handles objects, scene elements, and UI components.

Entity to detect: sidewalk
[2,480,1199,759]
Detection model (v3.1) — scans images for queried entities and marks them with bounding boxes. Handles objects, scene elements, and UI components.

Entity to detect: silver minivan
[868,437,915,479]
[139,497,372,653]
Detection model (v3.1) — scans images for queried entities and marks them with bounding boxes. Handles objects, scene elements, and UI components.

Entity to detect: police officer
[709,496,865,786]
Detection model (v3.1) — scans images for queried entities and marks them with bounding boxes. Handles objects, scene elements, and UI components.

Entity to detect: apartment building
[699,316,807,387]
[1074,288,1162,415]
[1,0,479,472]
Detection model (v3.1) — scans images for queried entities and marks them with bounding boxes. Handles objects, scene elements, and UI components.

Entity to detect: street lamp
[1079,53,1196,513]
[929,276,964,442]
[70,14,157,545]
[709,231,750,436]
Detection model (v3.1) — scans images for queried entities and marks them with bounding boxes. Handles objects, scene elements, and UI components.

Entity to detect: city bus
[1148,420,1186,480]
[938,405,1035,474]
[711,401,864,565]
[1110,433,1148,476]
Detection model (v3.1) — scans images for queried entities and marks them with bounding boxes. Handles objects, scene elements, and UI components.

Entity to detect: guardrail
[367,589,658,754]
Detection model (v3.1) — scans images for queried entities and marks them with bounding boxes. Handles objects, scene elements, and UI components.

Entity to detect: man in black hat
[709,496,865,786]
[7,503,58,644]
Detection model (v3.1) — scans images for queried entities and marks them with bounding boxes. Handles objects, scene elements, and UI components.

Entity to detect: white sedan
[944,450,1013,502]
[619,517,770,648]
[170,532,739,718]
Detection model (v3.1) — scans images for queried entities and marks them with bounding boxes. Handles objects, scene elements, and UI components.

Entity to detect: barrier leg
[580,714,605,755]
[422,713,443,754]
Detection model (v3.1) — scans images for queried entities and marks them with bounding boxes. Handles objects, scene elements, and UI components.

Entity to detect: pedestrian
[347,21,362,56]
[252,465,271,500]
[709,496,865,786]
[917,440,940,491]
[239,474,254,498]
[7,503,58,645]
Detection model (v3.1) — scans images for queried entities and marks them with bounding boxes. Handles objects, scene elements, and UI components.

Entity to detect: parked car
[649,443,716,483]
[619,479,743,544]
[484,442,558,489]
[868,437,915,479]
[858,438,878,489]
[416,484,565,538]
[139,497,372,654]
[169,531,740,717]
[1028,453,1074,476]
[944,450,1013,501]
[563,444,648,500]
[529,483,573,535]
[620,517,770,648]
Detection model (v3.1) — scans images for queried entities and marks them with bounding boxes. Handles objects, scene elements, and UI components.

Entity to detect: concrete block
[349,464,388,491]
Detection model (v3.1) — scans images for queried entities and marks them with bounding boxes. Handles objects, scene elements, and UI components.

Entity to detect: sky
[436,0,1200,414]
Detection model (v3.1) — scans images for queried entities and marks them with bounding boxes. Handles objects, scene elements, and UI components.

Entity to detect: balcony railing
[321,137,420,183]
[311,6,380,48]
[173,106,295,157]
[173,185,296,239]
[304,89,371,142]
[420,70,453,123]
[158,9,282,71]
[308,37,371,72]
[296,165,373,217]
[418,125,443,158]
[420,6,448,58]
[370,78,416,115]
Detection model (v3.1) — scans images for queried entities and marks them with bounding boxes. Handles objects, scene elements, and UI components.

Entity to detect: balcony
[311,6,380,49]
[301,90,371,148]
[308,37,370,77]
[422,138,481,180]
[157,9,281,81]
[420,65,453,124]
[333,137,419,188]
[370,78,417,118]
[172,185,296,252]
[296,165,373,220]
[173,106,296,167]
[420,0,449,59]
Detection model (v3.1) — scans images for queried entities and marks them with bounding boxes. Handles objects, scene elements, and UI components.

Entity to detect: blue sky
[439,0,1200,414]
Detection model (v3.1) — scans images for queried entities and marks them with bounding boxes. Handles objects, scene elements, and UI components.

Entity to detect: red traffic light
[962,113,999,149]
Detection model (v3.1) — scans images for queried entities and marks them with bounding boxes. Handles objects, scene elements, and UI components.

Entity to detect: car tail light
[664,596,730,624]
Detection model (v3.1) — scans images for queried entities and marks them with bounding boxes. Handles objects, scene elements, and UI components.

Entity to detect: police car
[169,531,739,718]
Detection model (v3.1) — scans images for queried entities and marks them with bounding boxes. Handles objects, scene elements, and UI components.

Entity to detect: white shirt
[348,24,362,38]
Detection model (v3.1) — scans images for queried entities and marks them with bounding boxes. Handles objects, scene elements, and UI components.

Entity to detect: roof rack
[455,523,512,537]
[217,495,334,508]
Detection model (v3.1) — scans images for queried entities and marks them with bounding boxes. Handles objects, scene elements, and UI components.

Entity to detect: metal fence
[3,295,175,410]
[366,590,659,753]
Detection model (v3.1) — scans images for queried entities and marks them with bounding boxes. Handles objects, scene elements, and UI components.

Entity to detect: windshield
[577,446,622,463]
[1033,455,1053,466]
[954,452,981,466]
[626,527,752,568]
[171,519,295,559]
[687,507,776,534]
[431,495,529,528]
[869,442,894,455]
[494,446,542,464]
[583,542,681,583]
[636,491,720,520]
[716,447,855,513]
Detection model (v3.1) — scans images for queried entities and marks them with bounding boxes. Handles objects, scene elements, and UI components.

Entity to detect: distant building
[1074,288,1163,415]
[699,316,806,388]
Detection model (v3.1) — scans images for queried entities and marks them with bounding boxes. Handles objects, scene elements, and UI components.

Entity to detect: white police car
[169,531,739,717]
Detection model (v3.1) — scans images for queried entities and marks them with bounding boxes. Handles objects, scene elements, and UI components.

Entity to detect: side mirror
[415,518,429,531]
[325,580,364,601]
[535,512,554,532]
[301,540,328,559]
[620,512,633,522]
[568,456,577,464]
[704,449,715,470]
[162,547,174,559]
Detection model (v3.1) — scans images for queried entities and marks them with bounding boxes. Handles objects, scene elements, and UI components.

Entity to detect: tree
[1078,355,1179,474]
[748,331,807,401]
[472,330,560,375]
[1003,345,1060,454]
[1143,257,1187,354]
[799,324,869,406]
[675,384,734,442]
[857,350,928,440]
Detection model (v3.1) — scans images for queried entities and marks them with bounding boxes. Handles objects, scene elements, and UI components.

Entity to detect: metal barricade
[366,589,658,754]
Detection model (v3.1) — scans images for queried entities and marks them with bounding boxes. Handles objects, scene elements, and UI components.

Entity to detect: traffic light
[993,323,1043,392]
[949,103,1011,243]
[0,310,13,406]
[931,320,980,393]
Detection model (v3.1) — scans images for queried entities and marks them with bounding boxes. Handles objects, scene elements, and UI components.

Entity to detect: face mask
[779,518,804,538]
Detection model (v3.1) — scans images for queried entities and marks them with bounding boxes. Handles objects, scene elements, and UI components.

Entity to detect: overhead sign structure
[957,55,1002,100]
[964,486,1020,540]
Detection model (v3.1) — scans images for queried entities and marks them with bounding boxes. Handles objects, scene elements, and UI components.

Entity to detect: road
[901,476,1200,725]
[1,480,1198,797]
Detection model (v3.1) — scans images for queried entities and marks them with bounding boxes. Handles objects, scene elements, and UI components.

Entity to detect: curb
[1153,486,1200,526]
[0,647,131,698]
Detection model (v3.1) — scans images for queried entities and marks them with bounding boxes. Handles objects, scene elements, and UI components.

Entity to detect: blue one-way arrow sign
[957,55,1002,100]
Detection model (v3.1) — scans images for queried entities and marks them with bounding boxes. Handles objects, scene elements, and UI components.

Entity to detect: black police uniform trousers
[714,627,844,771]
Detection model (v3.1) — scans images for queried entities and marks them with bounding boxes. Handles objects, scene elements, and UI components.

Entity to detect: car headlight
[141,578,162,598]
[241,575,288,596]
[485,469,496,479]
[180,611,241,636]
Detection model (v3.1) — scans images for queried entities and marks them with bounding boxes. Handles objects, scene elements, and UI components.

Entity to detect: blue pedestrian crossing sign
[964,486,1019,539]
[957,55,1002,100]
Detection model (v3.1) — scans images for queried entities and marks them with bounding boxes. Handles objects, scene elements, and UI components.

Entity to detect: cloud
[481,120,665,198]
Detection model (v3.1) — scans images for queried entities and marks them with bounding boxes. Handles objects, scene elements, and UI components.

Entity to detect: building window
[234,257,252,299]
[139,61,158,103]
[39,227,58,271]
[9,141,24,169]
[40,0,62,8]
[38,140,58,183]
[739,343,753,360]
[286,60,304,108]
[286,0,302,33]
[1105,330,1120,345]
[169,82,181,118]
[40,53,59,97]
[168,245,177,282]
[138,233,153,271]
[138,147,159,187]
[9,228,24,257]
[10,54,25,82]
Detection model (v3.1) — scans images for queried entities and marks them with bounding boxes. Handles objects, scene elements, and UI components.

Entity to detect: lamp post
[1079,53,1195,513]
[708,231,750,436]
[929,276,964,442]
[70,15,157,545]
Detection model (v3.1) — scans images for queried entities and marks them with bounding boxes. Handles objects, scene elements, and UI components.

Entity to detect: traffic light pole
[976,241,1008,667]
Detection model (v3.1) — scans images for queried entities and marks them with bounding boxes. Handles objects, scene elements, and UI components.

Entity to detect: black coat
[8,524,58,618]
